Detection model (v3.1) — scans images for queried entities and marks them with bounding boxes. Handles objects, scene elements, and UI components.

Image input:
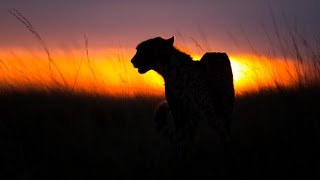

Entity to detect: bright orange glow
[0,48,165,97]
[0,48,309,97]
[228,56,300,94]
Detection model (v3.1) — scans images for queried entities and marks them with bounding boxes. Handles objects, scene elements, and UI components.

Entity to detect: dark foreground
[0,87,319,179]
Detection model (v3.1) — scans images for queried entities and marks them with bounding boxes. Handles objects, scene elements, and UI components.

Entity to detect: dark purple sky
[1,0,320,55]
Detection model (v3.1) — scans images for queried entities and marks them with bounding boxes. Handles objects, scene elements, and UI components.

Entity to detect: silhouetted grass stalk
[85,35,98,83]
[71,35,87,92]
[9,9,68,91]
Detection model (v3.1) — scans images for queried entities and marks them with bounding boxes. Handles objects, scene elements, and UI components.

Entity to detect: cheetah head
[131,36,174,74]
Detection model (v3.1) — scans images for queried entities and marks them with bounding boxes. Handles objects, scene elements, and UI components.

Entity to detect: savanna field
[1,9,320,180]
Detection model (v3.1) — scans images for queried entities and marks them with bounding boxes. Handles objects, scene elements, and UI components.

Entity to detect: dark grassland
[0,85,319,179]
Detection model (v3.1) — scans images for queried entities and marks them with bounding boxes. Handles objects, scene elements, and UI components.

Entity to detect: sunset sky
[1,0,320,52]
[0,0,320,96]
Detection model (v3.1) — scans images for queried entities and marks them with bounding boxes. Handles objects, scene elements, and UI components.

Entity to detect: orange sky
[0,47,309,97]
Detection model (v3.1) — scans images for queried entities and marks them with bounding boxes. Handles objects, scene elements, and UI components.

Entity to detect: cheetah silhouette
[131,37,234,149]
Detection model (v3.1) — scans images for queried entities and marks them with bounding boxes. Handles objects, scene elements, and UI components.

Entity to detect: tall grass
[266,3,320,89]
[235,10,320,94]
[5,9,140,97]
[9,9,69,91]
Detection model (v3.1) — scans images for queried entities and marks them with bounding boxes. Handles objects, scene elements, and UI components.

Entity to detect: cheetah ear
[166,36,174,46]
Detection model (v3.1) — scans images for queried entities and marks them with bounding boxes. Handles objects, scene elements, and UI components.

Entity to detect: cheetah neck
[161,53,193,82]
